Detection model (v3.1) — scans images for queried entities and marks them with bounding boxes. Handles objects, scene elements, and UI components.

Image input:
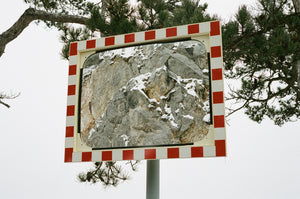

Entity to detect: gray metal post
[146,160,160,199]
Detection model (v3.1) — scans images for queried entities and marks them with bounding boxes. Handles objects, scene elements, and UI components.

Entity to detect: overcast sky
[0,0,299,199]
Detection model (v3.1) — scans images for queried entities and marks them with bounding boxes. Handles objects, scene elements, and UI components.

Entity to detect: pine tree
[136,0,178,29]
[87,0,138,35]
[0,0,299,187]
[223,0,300,125]
[171,0,214,26]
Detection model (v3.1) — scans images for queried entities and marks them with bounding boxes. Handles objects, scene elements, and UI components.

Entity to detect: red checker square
[86,39,96,49]
[105,37,115,46]
[65,148,73,162]
[166,27,177,37]
[123,150,134,160]
[66,105,75,116]
[102,151,112,161]
[67,85,76,96]
[188,24,199,34]
[211,46,222,58]
[145,30,156,40]
[167,148,179,158]
[191,147,203,157]
[82,152,92,162]
[210,21,220,36]
[125,34,135,43]
[69,65,77,76]
[66,126,74,137]
[145,149,156,159]
[212,68,223,80]
[213,91,224,104]
[214,115,225,128]
[69,43,77,56]
[215,140,226,156]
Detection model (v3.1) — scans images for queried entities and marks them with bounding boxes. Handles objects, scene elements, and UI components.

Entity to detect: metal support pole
[146,160,160,199]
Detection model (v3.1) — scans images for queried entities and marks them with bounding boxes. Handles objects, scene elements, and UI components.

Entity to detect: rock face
[80,40,211,148]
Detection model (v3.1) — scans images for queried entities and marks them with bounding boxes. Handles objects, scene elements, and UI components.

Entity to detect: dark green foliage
[223,0,300,125]
[87,0,138,36]
[59,26,93,59]
[85,0,212,34]
[172,0,214,26]
[78,161,139,186]
[137,0,179,29]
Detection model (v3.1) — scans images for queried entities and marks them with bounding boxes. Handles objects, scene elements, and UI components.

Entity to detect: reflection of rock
[80,41,210,148]
[167,53,203,79]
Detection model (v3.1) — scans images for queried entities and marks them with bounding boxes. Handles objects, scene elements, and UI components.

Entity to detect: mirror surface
[80,40,211,149]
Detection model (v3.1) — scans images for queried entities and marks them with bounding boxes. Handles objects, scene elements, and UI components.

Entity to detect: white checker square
[200,22,210,33]
[115,35,124,46]
[203,146,216,157]
[156,148,167,159]
[65,137,74,148]
[92,151,102,162]
[67,95,76,106]
[112,150,122,161]
[213,103,225,115]
[69,55,77,65]
[210,57,223,69]
[77,41,86,51]
[66,116,75,126]
[134,149,145,160]
[177,25,188,36]
[156,28,166,39]
[135,32,145,43]
[96,38,105,48]
[210,35,222,47]
[179,147,191,158]
[214,128,226,140]
[72,152,82,162]
[68,75,77,85]
[212,80,223,92]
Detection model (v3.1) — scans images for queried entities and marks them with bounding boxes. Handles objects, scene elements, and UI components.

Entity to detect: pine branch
[78,161,136,187]
[0,100,10,108]
[0,8,89,58]
[227,12,299,51]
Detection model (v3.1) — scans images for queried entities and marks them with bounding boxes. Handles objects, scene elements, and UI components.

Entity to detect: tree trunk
[0,8,88,58]
[297,60,300,89]
[100,0,107,37]
[293,0,300,12]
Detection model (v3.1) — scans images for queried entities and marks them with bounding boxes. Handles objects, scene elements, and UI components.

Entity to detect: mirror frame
[65,21,226,163]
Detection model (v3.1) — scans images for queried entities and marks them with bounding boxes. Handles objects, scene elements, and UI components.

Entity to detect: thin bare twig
[0,92,20,108]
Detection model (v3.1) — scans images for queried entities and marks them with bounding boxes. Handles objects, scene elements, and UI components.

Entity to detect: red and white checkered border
[65,21,226,163]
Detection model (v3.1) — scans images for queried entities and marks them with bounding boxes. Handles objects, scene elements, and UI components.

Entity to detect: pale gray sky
[0,0,299,199]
